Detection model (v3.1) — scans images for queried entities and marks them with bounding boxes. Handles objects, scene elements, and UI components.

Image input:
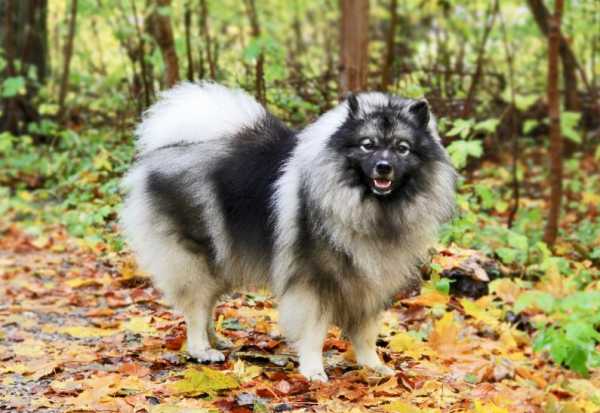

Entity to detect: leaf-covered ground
[1,223,598,413]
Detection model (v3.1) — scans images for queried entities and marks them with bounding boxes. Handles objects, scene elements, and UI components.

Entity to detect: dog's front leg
[350,315,394,376]
[279,287,329,382]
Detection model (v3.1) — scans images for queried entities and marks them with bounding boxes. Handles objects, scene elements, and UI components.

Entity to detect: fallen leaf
[169,367,238,396]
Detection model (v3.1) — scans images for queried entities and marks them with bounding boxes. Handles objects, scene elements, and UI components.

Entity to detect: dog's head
[328,93,450,201]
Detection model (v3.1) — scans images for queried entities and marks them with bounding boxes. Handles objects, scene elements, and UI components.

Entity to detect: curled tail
[135,82,267,155]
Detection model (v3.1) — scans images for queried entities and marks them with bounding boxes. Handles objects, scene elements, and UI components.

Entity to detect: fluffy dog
[120,82,456,381]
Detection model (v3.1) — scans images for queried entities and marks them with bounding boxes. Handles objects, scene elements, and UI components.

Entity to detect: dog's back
[121,83,295,305]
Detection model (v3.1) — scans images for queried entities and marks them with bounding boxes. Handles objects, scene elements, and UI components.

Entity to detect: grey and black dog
[120,82,456,381]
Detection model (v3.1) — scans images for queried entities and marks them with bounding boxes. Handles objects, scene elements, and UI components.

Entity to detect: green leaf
[445,119,474,139]
[522,119,539,135]
[496,247,518,264]
[2,76,25,97]
[447,140,483,169]
[243,39,263,61]
[565,345,589,375]
[474,118,499,134]
[514,94,537,111]
[514,291,556,313]
[507,232,528,251]
[435,277,452,294]
[561,111,582,143]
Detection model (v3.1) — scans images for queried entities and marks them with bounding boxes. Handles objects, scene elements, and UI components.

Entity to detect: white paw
[299,366,328,382]
[188,346,225,363]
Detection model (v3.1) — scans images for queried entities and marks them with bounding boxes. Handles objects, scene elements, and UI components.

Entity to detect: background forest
[0,0,599,412]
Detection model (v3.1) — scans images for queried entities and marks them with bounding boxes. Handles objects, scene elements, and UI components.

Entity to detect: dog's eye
[360,138,375,152]
[397,142,411,155]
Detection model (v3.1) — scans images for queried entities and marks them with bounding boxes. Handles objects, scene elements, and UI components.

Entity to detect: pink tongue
[374,179,391,189]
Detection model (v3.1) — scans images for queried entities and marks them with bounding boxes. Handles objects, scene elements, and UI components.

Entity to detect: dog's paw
[188,346,225,363]
[299,366,329,382]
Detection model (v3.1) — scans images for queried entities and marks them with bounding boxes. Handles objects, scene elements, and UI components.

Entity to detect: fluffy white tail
[135,82,266,154]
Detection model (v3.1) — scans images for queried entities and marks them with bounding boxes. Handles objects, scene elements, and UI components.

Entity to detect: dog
[120,82,456,381]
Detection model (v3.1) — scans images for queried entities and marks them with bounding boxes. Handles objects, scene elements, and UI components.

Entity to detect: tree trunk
[339,0,369,94]
[128,0,154,107]
[379,0,397,91]
[499,9,520,229]
[543,0,563,247]
[0,0,47,134]
[461,0,499,117]
[184,0,194,81]
[57,0,78,124]
[199,0,216,79]
[148,0,180,88]
[244,0,266,104]
[526,0,580,111]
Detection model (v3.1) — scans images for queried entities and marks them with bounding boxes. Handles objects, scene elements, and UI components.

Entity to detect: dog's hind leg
[183,294,225,363]
[349,315,394,376]
[144,239,225,362]
[279,286,330,382]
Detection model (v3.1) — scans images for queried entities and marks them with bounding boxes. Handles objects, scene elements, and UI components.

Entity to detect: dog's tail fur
[135,82,266,155]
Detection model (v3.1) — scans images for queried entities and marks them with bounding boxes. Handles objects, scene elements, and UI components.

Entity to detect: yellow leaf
[17,191,33,202]
[428,312,460,355]
[169,367,238,396]
[402,291,449,307]
[472,400,509,413]
[582,192,600,206]
[389,332,420,353]
[460,298,499,327]
[151,406,212,413]
[384,400,423,412]
[232,359,262,383]
[31,235,50,249]
[388,332,434,360]
[57,325,117,338]
[65,277,102,289]
[13,339,46,357]
[1,363,32,375]
[489,278,521,304]
[123,316,158,335]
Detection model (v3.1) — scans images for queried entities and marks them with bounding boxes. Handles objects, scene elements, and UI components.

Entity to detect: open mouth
[371,178,393,195]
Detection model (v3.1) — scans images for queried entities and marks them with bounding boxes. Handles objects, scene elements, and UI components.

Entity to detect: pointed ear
[346,93,360,118]
[408,99,430,128]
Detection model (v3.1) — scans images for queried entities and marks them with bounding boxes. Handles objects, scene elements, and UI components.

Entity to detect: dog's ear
[408,99,430,128]
[346,93,360,118]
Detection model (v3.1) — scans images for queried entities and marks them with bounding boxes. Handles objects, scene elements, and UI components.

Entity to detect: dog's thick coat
[121,82,456,381]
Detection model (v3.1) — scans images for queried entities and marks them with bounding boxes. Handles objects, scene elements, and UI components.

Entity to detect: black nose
[375,161,392,176]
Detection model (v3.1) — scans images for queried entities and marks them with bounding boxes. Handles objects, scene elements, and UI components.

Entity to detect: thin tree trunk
[129,0,153,107]
[380,0,397,91]
[199,0,216,79]
[543,0,563,247]
[462,0,499,117]
[526,0,580,111]
[339,0,369,94]
[184,1,194,81]
[148,0,180,88]
[500,9,519,228]
[57,0,78,124]
[244,0,266,104]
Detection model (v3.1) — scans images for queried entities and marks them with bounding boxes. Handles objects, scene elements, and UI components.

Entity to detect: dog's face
[329,94,447,199]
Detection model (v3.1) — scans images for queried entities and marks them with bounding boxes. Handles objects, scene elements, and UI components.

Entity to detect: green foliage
[447,140,483,169]
[1,76,26,97]
[0,124,133,249]
[525,291,600,375]
[561,111,582,144]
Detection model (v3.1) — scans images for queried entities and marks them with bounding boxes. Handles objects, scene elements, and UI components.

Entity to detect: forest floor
[1,222,598,413]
